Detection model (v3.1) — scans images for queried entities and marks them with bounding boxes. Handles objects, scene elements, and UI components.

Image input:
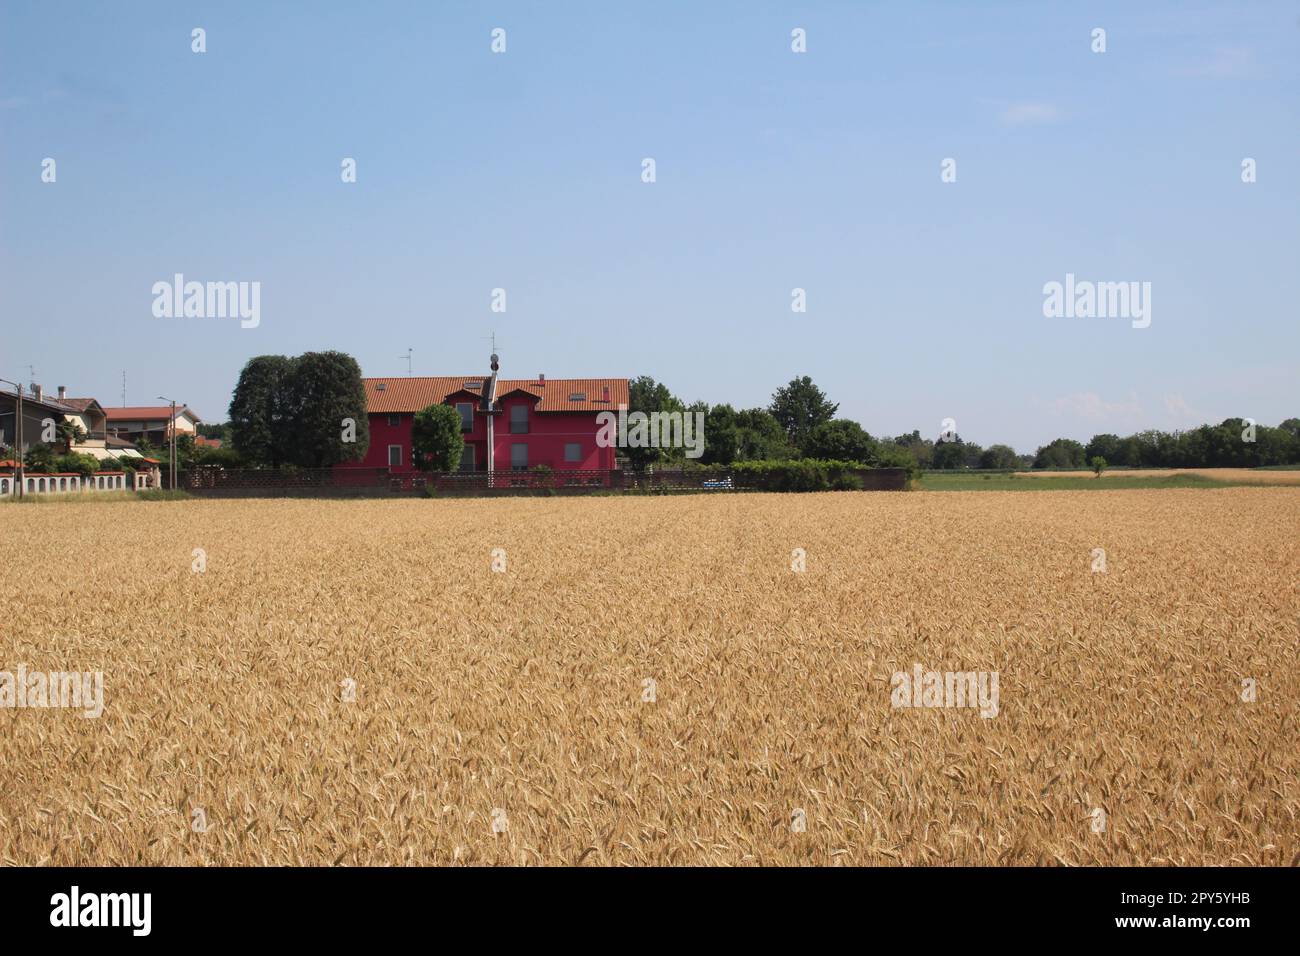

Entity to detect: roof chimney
[538,373,545,385]
[57,386,67,400]
[602,385,610,402]
[32,384,42,403]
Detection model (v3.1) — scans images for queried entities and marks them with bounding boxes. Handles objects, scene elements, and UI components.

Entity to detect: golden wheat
[1,488,1296,866]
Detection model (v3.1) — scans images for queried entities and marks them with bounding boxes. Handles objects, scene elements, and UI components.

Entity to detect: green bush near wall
[681,459,897,491]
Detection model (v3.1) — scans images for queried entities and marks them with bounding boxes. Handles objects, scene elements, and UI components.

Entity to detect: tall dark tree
[768,376,838,454]
[287,351,369,468]
[229,355,297,468]
[229,352,368,468]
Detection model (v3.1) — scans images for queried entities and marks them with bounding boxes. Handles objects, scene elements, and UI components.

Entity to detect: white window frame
[388,444,402,467]
[510,442,528,470]
[456,402,474,431]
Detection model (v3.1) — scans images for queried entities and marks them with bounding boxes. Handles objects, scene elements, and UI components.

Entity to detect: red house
[344,356,629,475]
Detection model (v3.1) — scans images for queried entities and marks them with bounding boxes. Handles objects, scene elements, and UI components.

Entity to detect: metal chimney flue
[57,385,67,400]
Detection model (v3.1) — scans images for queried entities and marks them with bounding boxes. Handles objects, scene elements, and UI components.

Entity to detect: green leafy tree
[1091,455,1107,477]
[891,430,934,468]
[803,419,877,464]
[229,352,368,468]
[196,421,234,444]
[411,403,464,472]
[625,376,686,470]
[931,438,967,470]
[768,376,838,454]
[700,403,739,464]
[1085,433,1122,464]
[734,408,794,460]
[229,355,297,467]
[1033,438,1087,469]
[978,444,1020,469]
[286,351,370,468]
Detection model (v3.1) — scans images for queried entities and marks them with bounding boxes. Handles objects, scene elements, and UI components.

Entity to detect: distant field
[1019,468,1300,484]
[2,490,1296,865]
[923,469,1300,491]
[922,473,1225,491]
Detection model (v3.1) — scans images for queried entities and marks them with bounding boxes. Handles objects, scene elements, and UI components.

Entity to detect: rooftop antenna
[26,364,35,384]
[399,348,413,375]
[122,371,127,407]
[482,332,500,354]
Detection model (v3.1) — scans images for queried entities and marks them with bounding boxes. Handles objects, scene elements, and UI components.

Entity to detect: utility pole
[1,378,24,498]
[158,395,178,491]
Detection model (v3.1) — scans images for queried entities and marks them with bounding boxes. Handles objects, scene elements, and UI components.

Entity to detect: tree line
[207,354,1300,473]
[623,374,1300,472]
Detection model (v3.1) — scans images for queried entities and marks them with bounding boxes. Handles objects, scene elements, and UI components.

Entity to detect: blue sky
[2,1,1296,452]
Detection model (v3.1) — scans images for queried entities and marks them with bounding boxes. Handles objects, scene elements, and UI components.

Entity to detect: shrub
[55,452,99,478]
[412,404,464,472]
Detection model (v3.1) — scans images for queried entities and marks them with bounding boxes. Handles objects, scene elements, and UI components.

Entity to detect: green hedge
[681,459,899,491]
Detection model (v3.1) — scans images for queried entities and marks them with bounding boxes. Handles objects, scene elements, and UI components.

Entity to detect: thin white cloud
[999,102,1060,126]
[1174,47,1255,78]
[1162,393,1199,425]
[1051,391,1142,425]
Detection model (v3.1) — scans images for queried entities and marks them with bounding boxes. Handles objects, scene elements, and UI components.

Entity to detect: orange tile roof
[365,377,628,413]
[104,405,197,421]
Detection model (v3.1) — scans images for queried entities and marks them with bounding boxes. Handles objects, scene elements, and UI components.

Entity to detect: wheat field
[1,488,1296,866]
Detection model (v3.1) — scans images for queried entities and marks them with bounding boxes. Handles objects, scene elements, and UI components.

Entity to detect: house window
[459,444,475,472]
[387,414,401,427]
[510,404,529,434]
[568,392,586,402]
[388,444,402,467]
[510,443,528,470]
[456,402,474,431]
[564,442,582,463]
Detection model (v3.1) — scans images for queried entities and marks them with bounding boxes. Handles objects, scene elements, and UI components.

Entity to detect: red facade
[340,373,630,474]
